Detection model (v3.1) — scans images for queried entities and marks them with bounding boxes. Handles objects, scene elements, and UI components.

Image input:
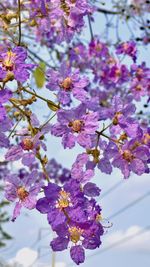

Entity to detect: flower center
[136,68,143,77]
[17,187,29,201]
[115,68,121,77]
[95,43,102,52]
[3,51,16,71]
[113,112,122,125]
[74,47,80,54]
[135,84,142,91]
[60,77,72,91]
[60,0,70,16]
[143,133,150,145]
[56,189,71,209]
[68,120,84,133]
[122,150,134,162]
[123,42,129,51]
[21,138,34,151]
[69,227,83,243]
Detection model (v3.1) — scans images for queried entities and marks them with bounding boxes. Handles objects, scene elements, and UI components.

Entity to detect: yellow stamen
[69,227,83,243]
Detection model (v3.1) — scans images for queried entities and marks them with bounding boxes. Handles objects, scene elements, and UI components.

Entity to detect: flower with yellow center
[69,227,83,243]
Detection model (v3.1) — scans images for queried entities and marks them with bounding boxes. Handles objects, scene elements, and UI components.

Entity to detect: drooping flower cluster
[36,180,103,265]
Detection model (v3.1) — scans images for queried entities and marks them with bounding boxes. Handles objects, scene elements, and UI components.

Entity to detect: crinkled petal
[70,245,85,265]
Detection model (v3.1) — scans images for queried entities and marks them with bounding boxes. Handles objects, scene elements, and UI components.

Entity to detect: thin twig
[88,14,94,40]
[18,0,22,45]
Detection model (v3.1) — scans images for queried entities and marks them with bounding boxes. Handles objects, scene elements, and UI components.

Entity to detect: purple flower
[116,41,137,62]
[89,37,109,58]
[46,63,89,105]
[71,153,95,182]
[4,170,43,221]
[51,104,99,149]
[0,47,35,83]
[106,96,141,138]
[46,159,71,184]
[107,139,150,178]
[5,123,50,166]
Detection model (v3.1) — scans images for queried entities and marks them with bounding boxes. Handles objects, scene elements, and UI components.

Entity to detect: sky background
[0,1,150,267]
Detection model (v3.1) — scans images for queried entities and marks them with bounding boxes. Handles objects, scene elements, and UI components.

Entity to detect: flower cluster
[27,0,93,42]
[36,180,103,265]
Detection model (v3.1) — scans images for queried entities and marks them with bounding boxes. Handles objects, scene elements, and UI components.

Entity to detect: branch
[96,7,123,15]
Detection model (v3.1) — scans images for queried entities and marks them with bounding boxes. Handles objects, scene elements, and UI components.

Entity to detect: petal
[70,245,85,265]
[77,133,92,148]
[98,158,112,174]
[83,182,101,197]
[62,133,76,149]
[51,236,69,251]
[12,202,22,221]
[5,145,23,161]
[36,197,50,213]
[130,158,145,175]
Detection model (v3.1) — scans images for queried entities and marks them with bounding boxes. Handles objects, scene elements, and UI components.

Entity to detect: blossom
[5,118,50,166]
[4,169,43,221]
[116,41,137,62]
[46,159,71,184]
[106,139,150,178]
[71,153,95,182]
[89,38,109,58]
[0,47,35,83]
[46,63,89,105]
[51,104,99,149]
[106,96,141,138]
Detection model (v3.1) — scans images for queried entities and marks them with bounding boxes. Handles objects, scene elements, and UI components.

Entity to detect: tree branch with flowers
[0,0,149,265]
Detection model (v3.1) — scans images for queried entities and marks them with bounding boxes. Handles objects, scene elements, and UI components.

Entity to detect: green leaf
[33,62,46,88]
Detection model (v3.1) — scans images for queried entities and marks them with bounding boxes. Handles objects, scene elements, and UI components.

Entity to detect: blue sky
[1,2,150,267]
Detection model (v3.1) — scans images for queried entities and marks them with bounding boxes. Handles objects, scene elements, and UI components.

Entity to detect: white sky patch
[104,225,150,252]
[10,247,38,267]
